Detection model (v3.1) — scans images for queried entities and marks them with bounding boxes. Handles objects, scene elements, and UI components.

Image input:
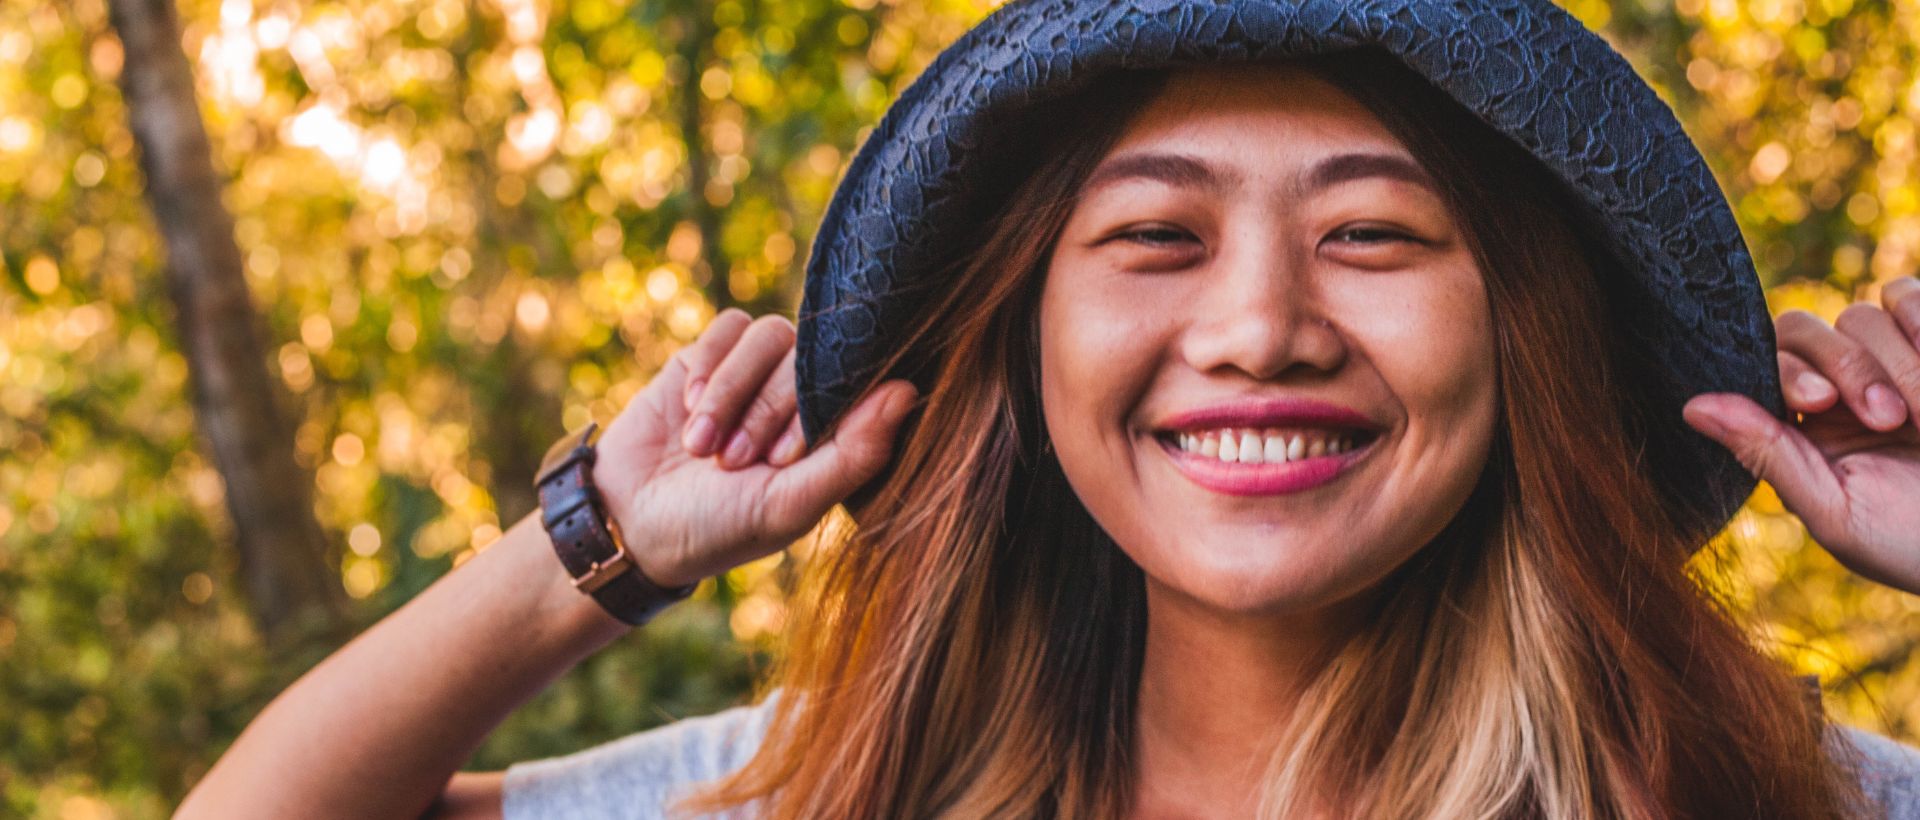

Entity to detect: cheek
[1356,274,1496,423]
[1037,274,1167,435]
[1360,273,1499,534]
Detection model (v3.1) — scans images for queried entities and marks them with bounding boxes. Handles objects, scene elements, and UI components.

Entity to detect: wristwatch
[534,421,698,626]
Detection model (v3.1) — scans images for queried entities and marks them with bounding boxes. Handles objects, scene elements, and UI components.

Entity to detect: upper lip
[1153,397,1386,434]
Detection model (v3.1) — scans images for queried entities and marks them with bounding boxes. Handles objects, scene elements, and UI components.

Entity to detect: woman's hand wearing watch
[176,307,917,819]
[580,308,920,597]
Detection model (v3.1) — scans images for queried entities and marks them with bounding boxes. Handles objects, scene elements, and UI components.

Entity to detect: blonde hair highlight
[677,49,1868,819]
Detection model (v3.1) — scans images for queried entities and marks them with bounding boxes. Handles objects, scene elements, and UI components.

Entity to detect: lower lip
[1156,434,1376,496]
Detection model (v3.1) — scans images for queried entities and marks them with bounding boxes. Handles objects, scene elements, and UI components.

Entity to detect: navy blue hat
[794,0,1783,538]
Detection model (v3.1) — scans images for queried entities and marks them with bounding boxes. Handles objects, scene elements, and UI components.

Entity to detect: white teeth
[1263,435,1286,463]
[1172,428,1364,463]
[1237,430,1260,463]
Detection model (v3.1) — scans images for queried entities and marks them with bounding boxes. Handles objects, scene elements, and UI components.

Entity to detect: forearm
[177,512,630,819]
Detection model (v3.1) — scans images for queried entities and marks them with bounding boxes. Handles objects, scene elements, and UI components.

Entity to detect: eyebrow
[1082,152,1232,195]
[1080,150,1439,199]
[1302,151,1438,197]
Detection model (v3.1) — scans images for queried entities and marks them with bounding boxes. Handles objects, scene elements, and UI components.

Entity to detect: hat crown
[796,0,1777,539]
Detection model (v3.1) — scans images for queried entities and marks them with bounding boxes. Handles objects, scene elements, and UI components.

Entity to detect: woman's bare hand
[1683,275,1920,593]
[588,308,918,589]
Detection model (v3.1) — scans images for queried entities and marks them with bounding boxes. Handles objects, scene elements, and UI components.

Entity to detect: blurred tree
[668,0,733,312]
[106,0,348,650]
[1,0,987,814]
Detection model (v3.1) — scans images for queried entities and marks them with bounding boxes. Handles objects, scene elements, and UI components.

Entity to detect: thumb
[1682,392,1842,523]
[759,381,918,534]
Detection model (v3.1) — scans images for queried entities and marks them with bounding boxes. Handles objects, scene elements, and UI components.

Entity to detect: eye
[1091,222,1206,272]
[1113,224,1199,247]
[1328,224,1416,245]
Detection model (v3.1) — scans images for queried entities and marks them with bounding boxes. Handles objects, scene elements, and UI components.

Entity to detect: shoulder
[1829,723,1920,817]
[501,690,782,820]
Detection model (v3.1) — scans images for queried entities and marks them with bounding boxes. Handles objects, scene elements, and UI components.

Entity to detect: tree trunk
[107,0,349,648]
[676,10,732,312]
[474,337,550,525]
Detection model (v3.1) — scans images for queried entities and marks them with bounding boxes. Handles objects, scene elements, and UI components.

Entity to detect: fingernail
[889,388,917,420]
[684,379,705,411]
[770,431,802,465]
[684,414,716,453]
[1795,372,1833,402]
[723,429,753,466]
[1686,407,1730,440]
[1866,383,1907,427]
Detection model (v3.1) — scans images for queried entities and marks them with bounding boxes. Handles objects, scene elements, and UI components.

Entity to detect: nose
[1178,238,1347,380]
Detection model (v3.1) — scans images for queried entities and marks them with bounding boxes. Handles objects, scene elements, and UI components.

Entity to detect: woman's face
[1038,63,1498,616]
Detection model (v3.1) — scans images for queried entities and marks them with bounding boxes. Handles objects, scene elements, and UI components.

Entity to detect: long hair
[677,47,1868,819]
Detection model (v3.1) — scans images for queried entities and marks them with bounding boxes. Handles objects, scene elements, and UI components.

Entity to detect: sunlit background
[2,0,1918,816]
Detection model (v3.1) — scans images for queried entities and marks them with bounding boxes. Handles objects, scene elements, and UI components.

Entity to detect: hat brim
[795,0,1782,541]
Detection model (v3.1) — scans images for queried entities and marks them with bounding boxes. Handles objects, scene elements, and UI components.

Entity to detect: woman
[179,2,1920,818]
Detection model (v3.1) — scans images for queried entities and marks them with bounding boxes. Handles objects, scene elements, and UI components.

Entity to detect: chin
[1152,536,1404,617]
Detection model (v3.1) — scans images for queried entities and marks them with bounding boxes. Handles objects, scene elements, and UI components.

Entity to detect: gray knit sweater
[501,691,1920,818]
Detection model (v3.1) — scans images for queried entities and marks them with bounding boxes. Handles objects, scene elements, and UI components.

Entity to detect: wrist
[591,458,704,590]
[503,512,631,645]
[535,422,699,626]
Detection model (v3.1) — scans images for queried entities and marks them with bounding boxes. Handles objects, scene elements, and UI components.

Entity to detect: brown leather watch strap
[535,422,697,626]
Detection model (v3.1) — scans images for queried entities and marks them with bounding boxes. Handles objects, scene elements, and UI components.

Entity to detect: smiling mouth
[1151,427,1382,496]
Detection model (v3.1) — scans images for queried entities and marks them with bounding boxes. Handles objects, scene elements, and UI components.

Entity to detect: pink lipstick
[1150,397,1386,496]
[1156,433,1376,496]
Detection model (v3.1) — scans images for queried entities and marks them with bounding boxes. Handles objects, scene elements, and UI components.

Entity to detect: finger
[1882,275,1920,350]
[665,308,753,413]
[766,412,807,468]
[1777,349,1838,415]
[1777,309,1906,431]
[716,345,799,469]
[760,381,918,534]
[1682,392,1844,528]
[1834,302,1918,429]
[684,314,796,457]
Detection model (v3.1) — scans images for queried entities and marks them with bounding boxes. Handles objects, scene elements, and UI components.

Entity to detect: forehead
[1113,63,1405,156]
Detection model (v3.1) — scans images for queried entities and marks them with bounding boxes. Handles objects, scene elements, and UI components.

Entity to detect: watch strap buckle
[573,550,633,593]
[534,420,698,627]
[572,511,636,593]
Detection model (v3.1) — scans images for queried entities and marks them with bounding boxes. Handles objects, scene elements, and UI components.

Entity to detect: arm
[176,309,917,819]
[426,772,506,820]
[175,512,633,819]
